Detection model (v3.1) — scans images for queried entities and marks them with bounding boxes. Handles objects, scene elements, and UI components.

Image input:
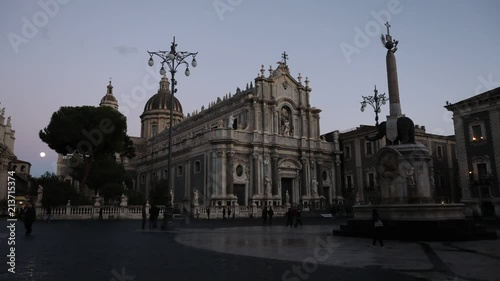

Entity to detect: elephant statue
[366,116,415,145]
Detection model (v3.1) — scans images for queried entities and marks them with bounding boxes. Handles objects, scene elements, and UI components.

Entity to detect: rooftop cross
[281,51,288,65]
[385,21,391,36]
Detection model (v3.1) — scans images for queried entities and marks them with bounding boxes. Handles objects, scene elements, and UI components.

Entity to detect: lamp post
[360,85,388,126]
[147,37,197,229]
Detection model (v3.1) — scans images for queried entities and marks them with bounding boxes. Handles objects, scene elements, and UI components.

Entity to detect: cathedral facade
[135,60,342,207]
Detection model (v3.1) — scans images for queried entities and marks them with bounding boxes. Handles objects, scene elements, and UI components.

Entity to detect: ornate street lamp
[147,37,198,229]
[360,85,388,126]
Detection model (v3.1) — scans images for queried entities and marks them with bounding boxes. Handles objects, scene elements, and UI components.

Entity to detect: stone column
[335,157,343,200]
[271,153,279,196]
[317,159,323,197]
[301,157,308,197]
[184,158,191,200]
[252,153,259,196]
[453,115,472,201]
[386,50,402,117]
[253,101,258,132]
[215,150,225,197]
[226,151,234,196]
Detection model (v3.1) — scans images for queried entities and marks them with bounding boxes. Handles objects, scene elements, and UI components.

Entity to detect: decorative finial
[305,77,310,88]
[380,21,398,52]
[268,65,273,76]
[260,65,265,77]
[281,51,289,65]
[298,73,302,84]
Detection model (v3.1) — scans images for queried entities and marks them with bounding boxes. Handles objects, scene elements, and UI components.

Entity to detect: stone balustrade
[33,205,289,220]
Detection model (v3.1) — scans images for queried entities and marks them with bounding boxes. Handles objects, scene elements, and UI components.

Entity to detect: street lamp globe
[361,106,365,112]
[382,100,386,105]
[160,66,166,76]
[185,68,190,76]
[148,57,154,67]
[168,52,175,60]
[191,58,197,67]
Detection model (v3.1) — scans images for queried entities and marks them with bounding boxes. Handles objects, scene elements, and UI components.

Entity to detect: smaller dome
[101,94,117,103]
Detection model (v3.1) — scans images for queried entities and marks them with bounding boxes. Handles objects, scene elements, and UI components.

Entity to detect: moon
[40,152,46,158]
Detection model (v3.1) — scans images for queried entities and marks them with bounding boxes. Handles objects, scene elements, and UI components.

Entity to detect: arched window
[194,161,201,173]
[177,165,183,177]
[21,165,26,172]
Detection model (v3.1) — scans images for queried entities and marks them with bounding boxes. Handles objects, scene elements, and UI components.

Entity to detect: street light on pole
[360,85,388,126]
[147,37,198,230]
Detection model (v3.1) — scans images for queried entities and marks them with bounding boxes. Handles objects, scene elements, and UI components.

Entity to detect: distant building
[57,57,343,208]
[445,86,500,217]
[322,124,457,206]
[0,107,31,200]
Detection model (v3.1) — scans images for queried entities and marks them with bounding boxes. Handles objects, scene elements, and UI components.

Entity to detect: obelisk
[382,21,401,142]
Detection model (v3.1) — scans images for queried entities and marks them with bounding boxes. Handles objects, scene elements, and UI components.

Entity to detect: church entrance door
[234,184,246,206]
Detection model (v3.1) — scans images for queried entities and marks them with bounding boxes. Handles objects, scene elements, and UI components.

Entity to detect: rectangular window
[365,141,373,155]
[346,175,353,189]
[344,145,352,159]
[368,173,375,188]
[436,145,443,158]
[477,163,488,180]
[472,124,483,141]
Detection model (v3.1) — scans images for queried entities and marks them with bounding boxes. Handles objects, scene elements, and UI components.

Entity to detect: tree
[31,172,79,207]
[39,106,134,194]
[85,154,125,196]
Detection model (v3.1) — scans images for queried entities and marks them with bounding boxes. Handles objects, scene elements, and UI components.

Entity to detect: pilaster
[271,153,279,196]
[226,151,234,196]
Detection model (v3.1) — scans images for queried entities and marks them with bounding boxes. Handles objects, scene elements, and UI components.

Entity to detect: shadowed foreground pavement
[0,218,498,281]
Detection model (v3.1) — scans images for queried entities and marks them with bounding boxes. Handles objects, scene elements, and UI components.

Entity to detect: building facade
[445,86,500,217]
[323,124,458,206]
[136,61,342,207]
[0,106,31,200]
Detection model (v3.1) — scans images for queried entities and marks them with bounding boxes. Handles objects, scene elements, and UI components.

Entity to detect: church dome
[143,75,183,113]
[99,80,118,110]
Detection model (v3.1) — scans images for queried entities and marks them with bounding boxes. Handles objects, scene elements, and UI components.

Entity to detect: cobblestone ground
[0,218,429,281]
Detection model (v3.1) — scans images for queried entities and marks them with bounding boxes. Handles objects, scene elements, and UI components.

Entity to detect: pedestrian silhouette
[267,207,274,225]
[372,209,384,248]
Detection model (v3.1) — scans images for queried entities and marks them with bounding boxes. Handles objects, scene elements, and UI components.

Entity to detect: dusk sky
[1,0,499,177]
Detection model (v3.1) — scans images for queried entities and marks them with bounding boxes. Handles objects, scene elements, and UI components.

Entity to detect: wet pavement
[0,217,498,281]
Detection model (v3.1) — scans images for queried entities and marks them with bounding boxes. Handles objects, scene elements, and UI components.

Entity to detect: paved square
[1,218,498,281]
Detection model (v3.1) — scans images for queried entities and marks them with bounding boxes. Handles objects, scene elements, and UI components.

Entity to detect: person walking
[227,207,232,220]
[285,208,293,227]
[141,203,147,230]
[24,202,36,235]
[294,208,303,228]
[206,207,211,220]
[267,207,274,225]
[98,207,104,220]
[372,209,384,248]
[262,206,268,225]
[45,206,52,223]
[222,207,226,220]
